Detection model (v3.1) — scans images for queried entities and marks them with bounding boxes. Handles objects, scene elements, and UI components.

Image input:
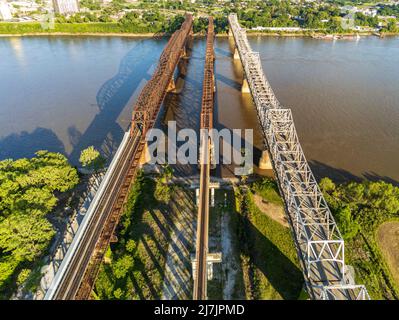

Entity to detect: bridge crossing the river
[43,14,369,301]
[193,17,215,300]
[44,15,194,300]
[228,14,369,300]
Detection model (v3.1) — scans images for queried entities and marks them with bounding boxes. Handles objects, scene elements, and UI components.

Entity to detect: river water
[0,35,398,183]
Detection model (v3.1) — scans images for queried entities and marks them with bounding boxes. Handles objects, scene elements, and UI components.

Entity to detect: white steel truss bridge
[228,13,370,300]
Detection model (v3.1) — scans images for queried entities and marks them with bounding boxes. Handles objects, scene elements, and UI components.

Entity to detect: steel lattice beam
[228,14,369,300]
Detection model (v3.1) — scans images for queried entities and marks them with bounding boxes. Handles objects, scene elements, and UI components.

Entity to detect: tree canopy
[79,146,105,172]
[0,151,79,295]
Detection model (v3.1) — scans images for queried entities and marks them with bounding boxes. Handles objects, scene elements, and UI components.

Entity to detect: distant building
[340,5,357,14]
[359,8,378,17]
[0,1,12,20]
[52,0,79,15]
[252,26,303,32]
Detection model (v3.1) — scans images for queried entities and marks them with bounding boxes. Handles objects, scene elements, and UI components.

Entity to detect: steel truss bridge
[228,13,369,300]
[43,13,370,301]
[44,15,193,300]
[193,17,215,300]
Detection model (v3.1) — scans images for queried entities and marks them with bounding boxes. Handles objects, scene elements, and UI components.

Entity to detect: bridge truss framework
[46,15,194,300]
[193,17,216,300]
[228,14,369,300]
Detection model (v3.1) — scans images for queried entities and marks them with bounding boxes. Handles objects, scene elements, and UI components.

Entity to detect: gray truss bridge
[228,13,369,300]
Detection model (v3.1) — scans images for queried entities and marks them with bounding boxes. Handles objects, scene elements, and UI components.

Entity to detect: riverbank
[0,22,158,37]
[2,22,398,38]
[3,31,396,39]
[0,32,156,37]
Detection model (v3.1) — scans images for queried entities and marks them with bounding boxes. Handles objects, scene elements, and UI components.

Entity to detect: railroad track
[53,133,141,299]
[193,17,215,300]
[45,14,194,300]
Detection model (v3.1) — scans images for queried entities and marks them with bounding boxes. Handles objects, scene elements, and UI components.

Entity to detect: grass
[376,221,399,289]
[93,176,303,300]
[94,173,164,299]
[94,172,197,299]
[252,178,283,206]
[233,179,304,300]
[320,178,399,300]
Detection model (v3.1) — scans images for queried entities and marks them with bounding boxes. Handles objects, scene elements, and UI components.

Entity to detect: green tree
[0,151,78,295]
[112,255,134,279]
[16,269,31,286]
[154,180,171,204]
[320,177,335,193]
[335,205,359,240]
[0,214,55,261]
[125,239,137,253]
[79,146,105,172]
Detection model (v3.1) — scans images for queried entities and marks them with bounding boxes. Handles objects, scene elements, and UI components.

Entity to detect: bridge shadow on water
[67,38,167,165]
[309,160,399,186]
[0,127,65,160]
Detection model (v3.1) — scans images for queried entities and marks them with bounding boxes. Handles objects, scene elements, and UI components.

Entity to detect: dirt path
[221,210,238,299]
[253,194,288,227]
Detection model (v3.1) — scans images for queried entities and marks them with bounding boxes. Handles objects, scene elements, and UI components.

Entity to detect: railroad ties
[49,14,194,300]
[228,14,370,300]
[193,17,216,300]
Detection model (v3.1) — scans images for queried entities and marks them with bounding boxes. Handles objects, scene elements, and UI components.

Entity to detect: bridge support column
[259,150,272,170]
[139,143,151,166]
[166,78,176,92]
[191,253,222,281]
[241,78,250,93]
[233,47,240,60]
[181,46,188,59]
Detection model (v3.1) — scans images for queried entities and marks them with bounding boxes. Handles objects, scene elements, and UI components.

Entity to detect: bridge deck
[193,17,215,300]
[228,14,369,300]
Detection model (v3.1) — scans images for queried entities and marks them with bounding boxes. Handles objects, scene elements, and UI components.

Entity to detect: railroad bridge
[43,14,369,301]
[44,14,194,300]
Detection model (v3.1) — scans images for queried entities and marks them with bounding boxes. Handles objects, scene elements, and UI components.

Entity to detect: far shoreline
[0,31,398,39]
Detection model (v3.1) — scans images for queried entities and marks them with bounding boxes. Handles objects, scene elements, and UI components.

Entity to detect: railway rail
[193,17,215,300]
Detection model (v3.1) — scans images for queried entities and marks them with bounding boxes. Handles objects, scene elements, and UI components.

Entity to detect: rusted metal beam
[72,14,194,300]
[193,16,215,301]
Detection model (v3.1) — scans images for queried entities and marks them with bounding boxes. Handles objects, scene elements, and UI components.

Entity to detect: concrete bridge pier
[139,142,151,165]
[241,77,250,93]
[166,77,176,92]
[181,46,188,59]
[259,150,273,170]
[233,47,240,60]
